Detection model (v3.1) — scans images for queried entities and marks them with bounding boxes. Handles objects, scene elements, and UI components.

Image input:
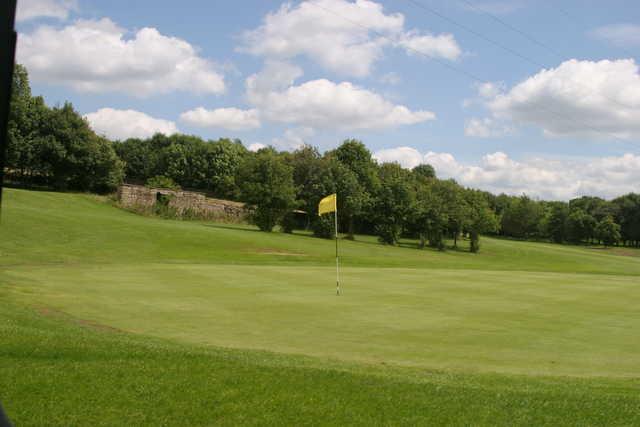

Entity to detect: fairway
[2,188,640,425]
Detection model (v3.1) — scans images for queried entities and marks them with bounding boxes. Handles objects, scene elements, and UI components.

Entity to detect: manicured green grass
[5,264,640,377]
[2,297,640,426]
[1,188,640,425]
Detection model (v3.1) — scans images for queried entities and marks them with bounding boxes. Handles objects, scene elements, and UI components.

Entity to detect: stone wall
[117,184,246,222]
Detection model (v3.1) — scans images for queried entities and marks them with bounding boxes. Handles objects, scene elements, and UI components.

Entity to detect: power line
[403,0,544,69]
[459,0,565,60]
[400,0,638,112]
[305,0,637,148]
[555,4,637,60]
[463,0,636,61]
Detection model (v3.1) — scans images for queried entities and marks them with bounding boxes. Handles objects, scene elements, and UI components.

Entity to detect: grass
[1,188,640,425]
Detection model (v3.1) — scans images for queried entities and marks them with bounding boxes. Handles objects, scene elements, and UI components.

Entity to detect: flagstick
[335,206,340,296]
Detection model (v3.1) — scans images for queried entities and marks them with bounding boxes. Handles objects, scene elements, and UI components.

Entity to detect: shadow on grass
[202,223,263,233]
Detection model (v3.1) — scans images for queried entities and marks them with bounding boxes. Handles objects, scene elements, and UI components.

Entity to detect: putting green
[4,262,639,377]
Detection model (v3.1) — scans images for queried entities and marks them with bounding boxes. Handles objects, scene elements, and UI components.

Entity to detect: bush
[312,215,335,239]
[280,212,297,234]
[146,176,180,190]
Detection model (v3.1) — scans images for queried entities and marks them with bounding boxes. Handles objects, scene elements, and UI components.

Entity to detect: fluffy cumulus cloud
[373,146,424,169]
[16,0,77,22]
[246,63,434,130]
[247,143,266,152]
[464,117,512,138]
[399,32,461,60]
[18,18,225,97]
[239,0,461,77]
[373,147,640,200]
[591,24,640,48]
[180,107,260,131]
[485,59,640,139]
[271,127,316,151]
[85,108,179,140]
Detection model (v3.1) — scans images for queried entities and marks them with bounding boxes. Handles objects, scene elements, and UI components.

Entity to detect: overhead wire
[402,0,638,112]
[305,0,638,148]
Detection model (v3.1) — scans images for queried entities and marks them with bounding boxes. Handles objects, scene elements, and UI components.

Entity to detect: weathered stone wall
[118,184,246,222]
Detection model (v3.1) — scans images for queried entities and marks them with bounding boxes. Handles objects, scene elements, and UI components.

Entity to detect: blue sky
[14,0,640,200]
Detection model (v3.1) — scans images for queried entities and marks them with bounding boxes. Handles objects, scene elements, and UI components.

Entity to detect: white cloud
[16,0,77,22]
[18,18,225,97]
[85,108,178,140]
[272,127,315,151]
[477,81,503,98]
[376,147,640,200]
[246,66,434,130]
[180,107,260,131]
[244,60,304,94]
[248,143,267,152]
[239,0,461,77]
[373,146,424,168]
[399,32,461,61]
[462,81,504,107]
[486,59,640,139]
[464,117,512,138]
[591,24,640,48]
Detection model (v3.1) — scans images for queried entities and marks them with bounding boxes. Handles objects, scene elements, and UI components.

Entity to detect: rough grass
[1,188,640,425]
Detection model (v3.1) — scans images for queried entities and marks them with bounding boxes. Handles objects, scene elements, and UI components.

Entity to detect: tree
[612,193,640,247]
[236,148,297,232]
[595,216,621,247]
[465,190,499,253]
[115,133,177,183]
[331,139,379,238]
[7,65,123,192]
[501,195,544,238]
[566,208,595,244]
[439,179,469,248]
[373,163,414,245]
[570,196,615,222]
[411,179,448,250]
[543,202,569,243]
[290,145,328,227]
[37,102,124,192]
[203,138,247,199]
[411,164,436,180]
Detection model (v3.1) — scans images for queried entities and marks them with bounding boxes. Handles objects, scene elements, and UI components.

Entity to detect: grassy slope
[2,188,639,275]
[2,188,640,425]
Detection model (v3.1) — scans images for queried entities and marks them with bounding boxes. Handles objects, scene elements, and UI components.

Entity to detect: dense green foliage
[6,65,123,192]
[489,193,640,247]
[2,189,640,425]
[145,175,180,190]
[236,148,297,231]
[115,134,247,199]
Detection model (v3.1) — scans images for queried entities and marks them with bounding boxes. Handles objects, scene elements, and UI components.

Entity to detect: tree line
[6,65,640,250]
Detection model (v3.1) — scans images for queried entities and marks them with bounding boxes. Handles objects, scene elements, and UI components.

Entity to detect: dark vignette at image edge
[0,0,17,425]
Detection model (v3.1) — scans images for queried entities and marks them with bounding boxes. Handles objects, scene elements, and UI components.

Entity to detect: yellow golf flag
[318,193,337,216]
